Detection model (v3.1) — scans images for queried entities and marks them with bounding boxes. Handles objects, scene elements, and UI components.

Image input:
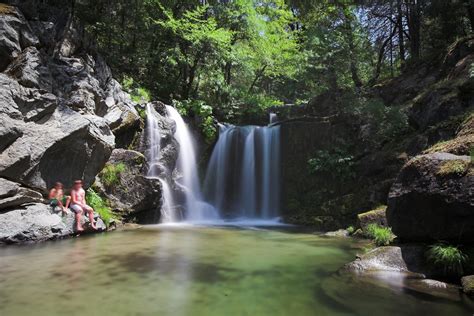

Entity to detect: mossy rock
[436,159,470,177]
[357,206,387,231]
[461,275,474,295]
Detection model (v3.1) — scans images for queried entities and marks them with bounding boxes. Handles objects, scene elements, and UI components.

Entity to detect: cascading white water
[203,120,281,219]
[166,105,219,221]
[145,104,177,223]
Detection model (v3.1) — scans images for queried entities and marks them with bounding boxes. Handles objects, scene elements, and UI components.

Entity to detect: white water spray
[203,119,281,219]
[166,106,219,221]
[145,104,177,223]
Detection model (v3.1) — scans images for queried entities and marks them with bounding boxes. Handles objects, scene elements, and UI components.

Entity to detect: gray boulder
[0,177,44,211]
[0,102,114,192]
[0,203,106,244]
[94,149,162,222]
[387,153,474,242]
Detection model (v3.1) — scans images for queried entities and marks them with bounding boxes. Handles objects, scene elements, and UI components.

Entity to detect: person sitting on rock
[48,182,71,215]
[70,180,97,232]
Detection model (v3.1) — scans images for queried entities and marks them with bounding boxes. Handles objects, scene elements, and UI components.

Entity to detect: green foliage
[85,188,113,225]
[100,163,126,187]
[122,76,151,104]
[470,62,474,79]
[173,99,217,143]
[346,226,355,235]
[365,224,394,246]
[426,243,467,276]
[470,146,474,163]
[72,0,470,122]
[308,148,355,179]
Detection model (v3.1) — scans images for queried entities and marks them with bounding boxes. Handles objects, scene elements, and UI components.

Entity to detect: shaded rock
[5,46,52,90]
[461,275,474,295]
[357,206,387,231]
[0,177,20,198]
[0,186,43,210]
[0,203,105,244]
[386,153,474,242]
[94,149,162,222]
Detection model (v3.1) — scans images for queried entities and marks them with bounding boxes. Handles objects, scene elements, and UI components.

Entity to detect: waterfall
[145,104,176,223]
[166,105,219,221]
[203,122,281,219]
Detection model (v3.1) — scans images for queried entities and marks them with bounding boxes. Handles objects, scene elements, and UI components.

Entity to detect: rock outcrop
[0,3,152,242]
[93,149,162,223]
[0,203,106,244]
[387,153,473,242]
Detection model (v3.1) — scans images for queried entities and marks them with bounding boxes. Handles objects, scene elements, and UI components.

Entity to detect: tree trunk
[396,0,406,68]
[343,8,363,88]
[465,0,474,32]
[406,0,421,61]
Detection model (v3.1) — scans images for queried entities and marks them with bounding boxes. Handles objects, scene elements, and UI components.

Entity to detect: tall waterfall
[203,122,281,219]
[145,104,177,223]
[166,106,219,221]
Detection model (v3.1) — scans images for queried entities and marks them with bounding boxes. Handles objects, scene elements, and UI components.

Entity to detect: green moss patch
[100,162,126,187]
[436,159,469,177]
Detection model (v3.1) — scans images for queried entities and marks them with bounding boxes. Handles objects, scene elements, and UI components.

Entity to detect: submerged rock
[386,153,474,242]
[323,229,350,237]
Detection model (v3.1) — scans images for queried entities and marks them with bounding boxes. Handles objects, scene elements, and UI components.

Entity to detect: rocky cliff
[0,3,176,242]
[276,36,474,232]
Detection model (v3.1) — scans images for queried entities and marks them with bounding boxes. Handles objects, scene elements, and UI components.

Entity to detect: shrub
[85,188,113,225]
[308,148,355,179]
[365,224,394,246]
[100,163,126,187]
[426,243,467,276]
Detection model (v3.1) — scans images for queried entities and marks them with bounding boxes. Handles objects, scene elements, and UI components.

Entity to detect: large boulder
[0,203,105,244]
[387,153,474,242]
[94,149,162,222]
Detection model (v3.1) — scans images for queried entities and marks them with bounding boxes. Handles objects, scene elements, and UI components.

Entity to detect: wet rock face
[387,153,474,242]
[93,149,162,223]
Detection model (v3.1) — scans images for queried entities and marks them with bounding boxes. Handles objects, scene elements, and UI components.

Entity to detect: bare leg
[74,206,84,232]
[65,196,71,209]
[86,206,97,230]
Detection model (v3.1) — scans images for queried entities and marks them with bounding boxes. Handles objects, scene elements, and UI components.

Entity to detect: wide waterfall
[203,121,281,219]
[147,103,280,222]
[166,106,219,221]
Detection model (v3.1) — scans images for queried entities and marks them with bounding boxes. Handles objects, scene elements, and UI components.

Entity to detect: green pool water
[0,225,472,316]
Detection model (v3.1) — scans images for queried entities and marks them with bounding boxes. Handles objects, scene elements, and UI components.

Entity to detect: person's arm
[48,189,56,200]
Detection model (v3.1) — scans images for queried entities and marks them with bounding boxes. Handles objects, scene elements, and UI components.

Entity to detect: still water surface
[0,225,472,315]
